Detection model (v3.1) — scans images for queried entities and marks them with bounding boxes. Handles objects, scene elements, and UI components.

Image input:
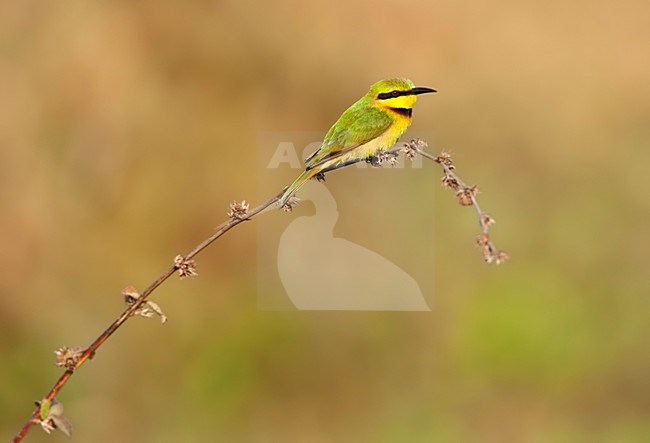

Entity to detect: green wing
[305,104,393,170]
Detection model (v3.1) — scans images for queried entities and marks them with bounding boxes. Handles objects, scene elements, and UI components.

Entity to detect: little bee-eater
[278,78,436,207]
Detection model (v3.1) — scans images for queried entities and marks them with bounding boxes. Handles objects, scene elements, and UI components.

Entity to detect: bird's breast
[349,117,411,160]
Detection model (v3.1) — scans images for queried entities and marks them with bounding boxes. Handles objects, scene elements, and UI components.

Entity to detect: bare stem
[407,139,507,264]
[11,191,285,442]
[12,139,504,441]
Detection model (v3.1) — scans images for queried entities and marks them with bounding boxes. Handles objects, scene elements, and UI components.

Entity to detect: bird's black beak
[411,87,437,95]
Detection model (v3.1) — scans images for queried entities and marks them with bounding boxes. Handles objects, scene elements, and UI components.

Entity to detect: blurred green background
[1,0,649,442]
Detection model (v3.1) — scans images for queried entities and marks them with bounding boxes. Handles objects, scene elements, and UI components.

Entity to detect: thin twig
[405,139,508,264]
[12,139,505,441]
[11,192,285,442]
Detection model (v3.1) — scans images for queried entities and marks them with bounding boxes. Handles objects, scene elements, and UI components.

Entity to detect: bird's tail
[278,168,319,208]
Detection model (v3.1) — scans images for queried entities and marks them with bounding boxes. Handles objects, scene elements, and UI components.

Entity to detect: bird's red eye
[391,90,399,97]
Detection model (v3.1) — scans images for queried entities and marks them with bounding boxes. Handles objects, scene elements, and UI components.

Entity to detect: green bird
[278,77,436,207]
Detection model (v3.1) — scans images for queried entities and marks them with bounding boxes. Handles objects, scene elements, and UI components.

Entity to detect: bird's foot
[366,155,382,167]
[314,172,326,182]
[367,151,399,167]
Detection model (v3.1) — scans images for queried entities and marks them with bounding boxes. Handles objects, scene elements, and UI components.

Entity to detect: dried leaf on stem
[123,286,168,324]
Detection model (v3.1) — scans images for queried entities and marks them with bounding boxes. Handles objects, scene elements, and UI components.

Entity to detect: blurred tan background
[1,0,649,442]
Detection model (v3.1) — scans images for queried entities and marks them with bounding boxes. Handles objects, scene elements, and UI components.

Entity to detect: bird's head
[368,78,436,110]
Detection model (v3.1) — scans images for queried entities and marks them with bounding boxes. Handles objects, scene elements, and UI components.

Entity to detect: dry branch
[11,139,505,442]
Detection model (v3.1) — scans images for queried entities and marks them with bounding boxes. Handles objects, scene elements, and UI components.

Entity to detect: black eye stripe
[377,90,414,100]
